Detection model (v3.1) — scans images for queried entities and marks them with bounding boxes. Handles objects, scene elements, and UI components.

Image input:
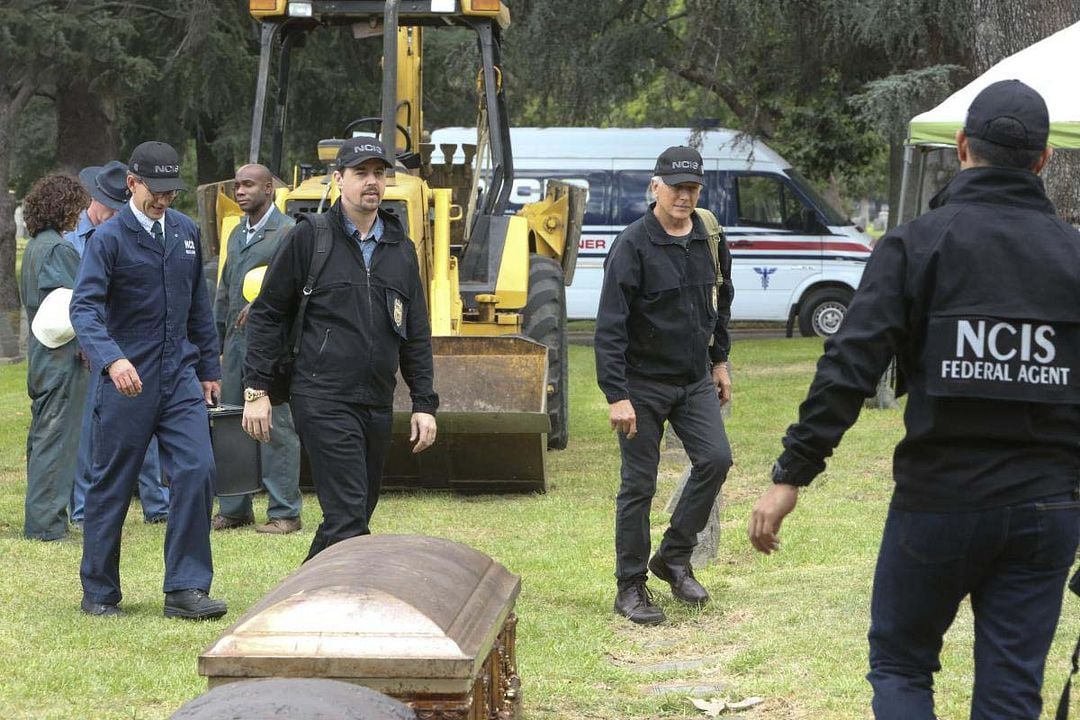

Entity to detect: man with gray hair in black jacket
[595,145,734,625]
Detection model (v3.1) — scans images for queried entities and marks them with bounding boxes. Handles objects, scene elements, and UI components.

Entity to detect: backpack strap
[696,208,725,288]
[288,212,333,357]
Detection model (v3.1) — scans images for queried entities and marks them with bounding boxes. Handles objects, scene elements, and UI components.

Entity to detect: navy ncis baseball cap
[78,161,129,210]
[128,141,186,193]
[964,79,1050,150]
[654,146,704,186]
[336,137,393,170]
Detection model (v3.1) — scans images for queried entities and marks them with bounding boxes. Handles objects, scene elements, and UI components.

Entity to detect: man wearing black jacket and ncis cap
[750,80,1080,718]
[595,145,734,625]
[242,137,438,562]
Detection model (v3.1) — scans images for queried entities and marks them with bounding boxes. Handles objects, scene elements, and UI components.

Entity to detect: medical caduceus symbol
[754,267,777,290]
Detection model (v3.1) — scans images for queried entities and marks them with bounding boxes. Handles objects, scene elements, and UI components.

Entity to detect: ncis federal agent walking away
[595,146,734,626]
[243,138,438,563]
[212,163,302,534]
[750,80,1080,719]
[71,141,227,621]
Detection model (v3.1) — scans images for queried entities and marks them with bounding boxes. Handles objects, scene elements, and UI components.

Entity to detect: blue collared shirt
[342,213,384,268]
[64,209,96,258]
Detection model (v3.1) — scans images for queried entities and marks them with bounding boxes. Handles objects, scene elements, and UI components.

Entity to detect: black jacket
[595,206,733,402]
[244,202,438,414]
[775,167,1080,511]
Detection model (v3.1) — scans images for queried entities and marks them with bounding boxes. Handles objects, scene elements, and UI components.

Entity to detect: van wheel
[798,288,853,337]
[523,255,569,450]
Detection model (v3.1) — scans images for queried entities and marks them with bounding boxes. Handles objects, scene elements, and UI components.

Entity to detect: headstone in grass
[665,464,723,570]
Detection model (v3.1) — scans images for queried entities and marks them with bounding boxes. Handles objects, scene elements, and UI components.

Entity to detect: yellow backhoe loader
[198,0,584,492]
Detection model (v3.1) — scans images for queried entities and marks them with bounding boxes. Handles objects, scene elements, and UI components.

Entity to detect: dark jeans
[868,491,1080,719]
[615,374,732,583]
[290,394,392,563]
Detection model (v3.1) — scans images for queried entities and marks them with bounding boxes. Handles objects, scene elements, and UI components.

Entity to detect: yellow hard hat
[242,266,268,302]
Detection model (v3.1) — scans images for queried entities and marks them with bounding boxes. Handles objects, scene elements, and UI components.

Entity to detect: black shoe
[649,553,710,606]
[164,589,227,620]
[613,580,666,625]
[81,598,123,617]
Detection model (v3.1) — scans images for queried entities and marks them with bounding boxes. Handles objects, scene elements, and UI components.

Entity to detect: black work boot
[613,580,666,625]
[649,553,710,606]
[164,589,228,620]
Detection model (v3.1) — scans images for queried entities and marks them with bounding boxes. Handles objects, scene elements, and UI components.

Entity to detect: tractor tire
[798,287,854,337]
[523,254,569,450]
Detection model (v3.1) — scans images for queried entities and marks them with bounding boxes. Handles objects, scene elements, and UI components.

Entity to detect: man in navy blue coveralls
[71,141,227,620]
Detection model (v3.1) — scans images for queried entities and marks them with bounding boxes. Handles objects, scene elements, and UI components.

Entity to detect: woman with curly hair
[19,173,90,541]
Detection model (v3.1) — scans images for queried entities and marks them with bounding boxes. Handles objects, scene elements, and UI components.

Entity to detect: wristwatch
[244,388,268,402]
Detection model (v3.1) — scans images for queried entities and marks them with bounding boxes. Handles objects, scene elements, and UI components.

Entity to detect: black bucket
[208,405,261,497]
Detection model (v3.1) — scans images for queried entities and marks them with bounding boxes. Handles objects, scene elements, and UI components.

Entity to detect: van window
[616,170,712,226]
[735,174,813,231]
[512,171,612,225]
[785,169,850,226]
[545,173,611,225]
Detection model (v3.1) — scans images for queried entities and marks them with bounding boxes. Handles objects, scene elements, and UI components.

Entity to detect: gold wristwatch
[244,388,268,402]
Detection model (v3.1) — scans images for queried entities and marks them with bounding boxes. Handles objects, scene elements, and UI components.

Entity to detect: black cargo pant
[615,374,732,584]
[290,394,393,562]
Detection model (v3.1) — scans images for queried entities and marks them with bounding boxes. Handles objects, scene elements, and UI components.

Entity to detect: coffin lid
[199,535,520,687]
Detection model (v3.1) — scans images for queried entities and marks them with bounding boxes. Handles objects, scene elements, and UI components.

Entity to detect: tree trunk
[196,114,236,187]
[55,79,121,172]
[0,82,38,359]
[972,1,1080,222]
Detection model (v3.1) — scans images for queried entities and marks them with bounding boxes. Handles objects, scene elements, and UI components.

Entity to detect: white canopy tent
[908,21,1080,149]
[898,21,1080,222]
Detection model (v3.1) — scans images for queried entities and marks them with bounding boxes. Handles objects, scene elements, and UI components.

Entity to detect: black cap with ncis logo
[336,137,394,170]
[654,146,704,186]
[128,141,186,193]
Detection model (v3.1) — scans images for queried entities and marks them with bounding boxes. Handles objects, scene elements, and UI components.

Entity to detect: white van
[431,127,874,336]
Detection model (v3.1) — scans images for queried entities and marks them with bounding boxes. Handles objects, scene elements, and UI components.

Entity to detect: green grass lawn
[1,338,1078,718]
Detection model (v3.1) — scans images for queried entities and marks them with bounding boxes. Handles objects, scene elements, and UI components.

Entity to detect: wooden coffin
[198,535,521,720]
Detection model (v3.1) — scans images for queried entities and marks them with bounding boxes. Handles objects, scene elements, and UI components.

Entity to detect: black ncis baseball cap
[654,146,704,186]
[336,137,393,170]
[78,160,129,210]
[964,79,1050,150]
[128,141,186,193]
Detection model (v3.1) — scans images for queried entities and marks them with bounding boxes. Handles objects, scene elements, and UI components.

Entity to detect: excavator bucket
[384,336,550,493]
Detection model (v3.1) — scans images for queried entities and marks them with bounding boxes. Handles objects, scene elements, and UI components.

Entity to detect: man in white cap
[68,161,170,527]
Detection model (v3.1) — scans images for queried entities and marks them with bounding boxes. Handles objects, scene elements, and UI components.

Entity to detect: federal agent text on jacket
[70,140,225,620]
[595,147,735,627]
[750,79,1080,720]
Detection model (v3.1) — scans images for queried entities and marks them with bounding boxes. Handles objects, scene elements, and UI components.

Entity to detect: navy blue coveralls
[70,203,221,605]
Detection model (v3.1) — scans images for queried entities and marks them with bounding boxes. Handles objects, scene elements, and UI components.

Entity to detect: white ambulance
[432,127,874,336]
